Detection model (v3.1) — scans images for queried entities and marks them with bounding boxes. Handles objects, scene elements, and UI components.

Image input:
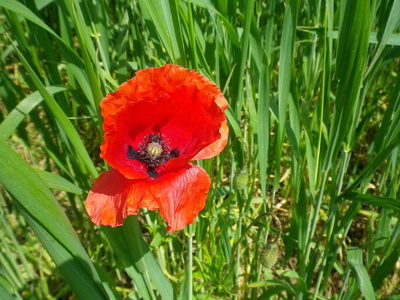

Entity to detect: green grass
[1,0,400,299]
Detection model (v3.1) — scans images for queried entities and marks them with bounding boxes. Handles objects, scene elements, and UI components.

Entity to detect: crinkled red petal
[101,64,227,133]
[192,120,229,160]
[101,82,226,179]
[85,164,210,232]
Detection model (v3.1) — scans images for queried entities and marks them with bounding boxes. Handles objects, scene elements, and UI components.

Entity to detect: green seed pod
[146,142,163,160]
[260,243,279,269]
[233,167,249,191]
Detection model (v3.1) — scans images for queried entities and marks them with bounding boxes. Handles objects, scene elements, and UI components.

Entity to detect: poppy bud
[233,167,248,191]
[260,242,279,269]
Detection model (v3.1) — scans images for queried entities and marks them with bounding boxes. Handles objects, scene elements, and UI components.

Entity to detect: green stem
[234,213,243,289]
[220,212,282,285]
[302,171,328,277]
[187,234,193,300]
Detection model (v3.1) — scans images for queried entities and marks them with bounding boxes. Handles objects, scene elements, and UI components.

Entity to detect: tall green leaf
[323,0,370,170]
[347,247,376,300]
[8,36,98,178]
[0,139,109,300]
[0,87,67,141]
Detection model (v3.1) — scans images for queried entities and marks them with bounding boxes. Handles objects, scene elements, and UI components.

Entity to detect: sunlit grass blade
[341,135,400,196]
[342,192,400,213]
[373,72,400,153]
[273,0,297,202]
[8,36,98,178]
[123,217,175,300]
[323,0,370,170]
[257,53,271,202]
[347,247,376,300]
[34,169,82,195]
[365,0,400,77]
[313,1,333,192]
[0,87,67,141]
[233,0,254,117]
[102,226,156,300]
[116,13,129,84]
[0,139,109,299]
[162,0,187,67]
[225,107,242,138]
[185,0,198,70]
[371,235,400,290]
[137,0,177,63]
[103,216,174,300]
[0,281,17,300]
[0,1,92,100]
[72,0,105,127]
[278,0,296,134]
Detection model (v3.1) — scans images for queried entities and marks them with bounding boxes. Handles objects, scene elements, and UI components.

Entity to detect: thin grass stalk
[0,209,34,279]
[72,1,104,135]
[187,234,193,300]
[315,4,328,184]
[0,250,23,290]
[234,207,243,290]
[258,53,270,209]
[309,148,351,292]
[314,151,352,291]
[234,0,254,118]
[186,0,198,70]
[301,172,327,281]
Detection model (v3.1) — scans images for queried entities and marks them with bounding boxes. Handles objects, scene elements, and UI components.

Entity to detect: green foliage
[1,0,400,299]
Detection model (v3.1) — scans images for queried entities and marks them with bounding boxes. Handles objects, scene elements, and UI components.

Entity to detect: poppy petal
[192,120,229,160]
[101,84,226,179]
[85,168,159,227]
[85,164,210,232]
[100,64,228,136]
[100,95,176,179]
[149,164,211,232]
[89,64,228,231]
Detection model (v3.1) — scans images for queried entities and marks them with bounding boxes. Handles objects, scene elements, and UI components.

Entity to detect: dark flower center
[127,133,179,178]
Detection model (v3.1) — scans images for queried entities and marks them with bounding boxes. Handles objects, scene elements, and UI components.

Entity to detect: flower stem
[220,212,282,285]
[187,234,193,300]
[234,213,243,289]
[184,223,195,300]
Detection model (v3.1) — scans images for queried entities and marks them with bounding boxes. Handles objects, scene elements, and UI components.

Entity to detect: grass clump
[1,0,400,299]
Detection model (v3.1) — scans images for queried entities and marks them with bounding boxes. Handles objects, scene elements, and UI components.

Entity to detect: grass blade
[257,53,271,202]
[35,169,82,195]
[0,87,67,141]
[323,0,370,170]
[0,139,109,299]
[273,0,297,199]
[347,247,376,300]
[0,281,16,300]
[137,0,176,63]
[103,216,174,300]
[365,0,400,77]
[343,192,400,213]
[8,36,98,178]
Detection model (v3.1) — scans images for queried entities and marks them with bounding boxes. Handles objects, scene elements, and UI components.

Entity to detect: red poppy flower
[85,64,228,232]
